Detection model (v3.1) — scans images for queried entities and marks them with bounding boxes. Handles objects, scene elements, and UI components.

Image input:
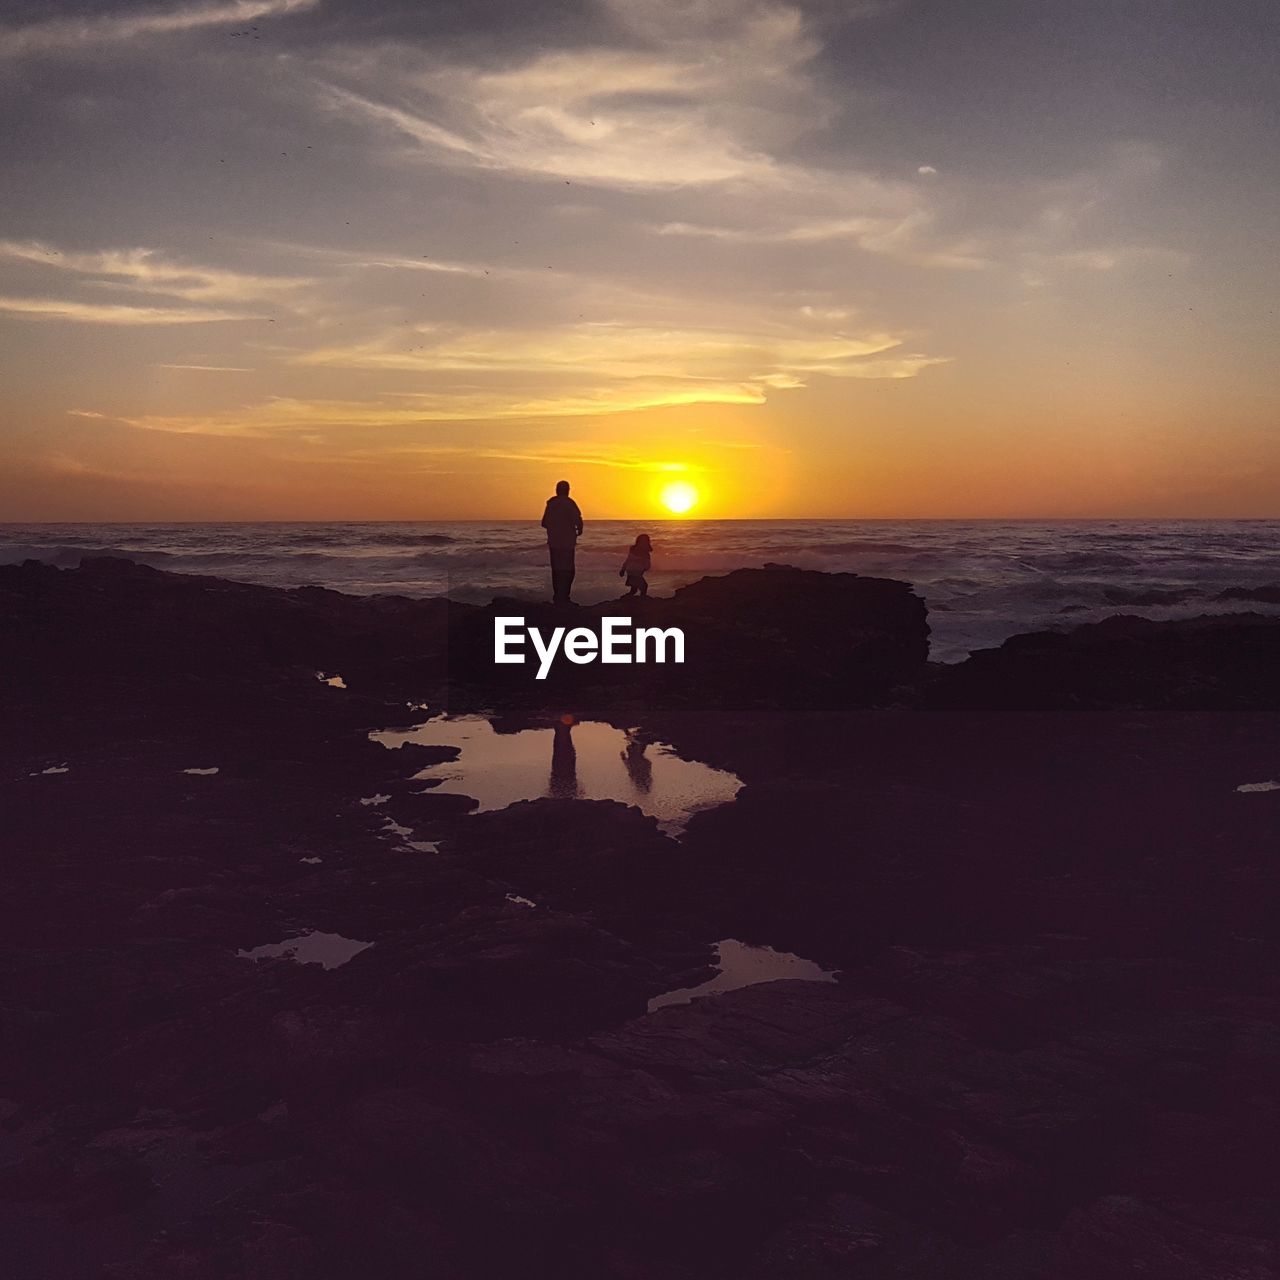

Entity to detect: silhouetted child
[619,533,652,598]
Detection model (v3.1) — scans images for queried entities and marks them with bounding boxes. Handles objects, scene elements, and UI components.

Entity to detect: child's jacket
[621,548,651,575]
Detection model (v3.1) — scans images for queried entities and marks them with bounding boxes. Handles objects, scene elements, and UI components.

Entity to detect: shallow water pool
[371,715,741,836]
[237,931,372,969]
[648,939,838,1011]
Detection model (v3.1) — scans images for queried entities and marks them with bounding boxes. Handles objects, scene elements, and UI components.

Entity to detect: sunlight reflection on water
[370,715,741,836]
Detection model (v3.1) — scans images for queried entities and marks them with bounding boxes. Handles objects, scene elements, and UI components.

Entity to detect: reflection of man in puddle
[549,713,580,799]
[621,731,653,795]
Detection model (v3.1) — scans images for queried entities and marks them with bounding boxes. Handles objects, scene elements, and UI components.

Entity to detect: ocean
[4,520,1279,663]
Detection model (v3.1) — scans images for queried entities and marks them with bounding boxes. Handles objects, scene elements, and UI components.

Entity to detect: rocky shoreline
[1,558,1276,1278]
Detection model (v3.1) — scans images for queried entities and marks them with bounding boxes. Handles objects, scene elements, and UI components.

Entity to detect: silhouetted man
[541,479,583,605]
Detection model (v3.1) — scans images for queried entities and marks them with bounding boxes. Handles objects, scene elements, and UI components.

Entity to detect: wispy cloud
[0,241,311,305]
[293,321,904,378]
[1017,245,1190,289]
[318,0,820,190]
[282,315,939,416]
[69,335,947,434]
[58,273,948,431]
[657,211,991,269]
[155,363,256,371]
[68,384,776,436]
[336,255,490,278]
[315,0,875,194]
[0,297,263,324]
[0,0,318,59]
[1001,143,1187,287]
[386,444,702,473]
[0,240,317,330]
[309,0,999,278]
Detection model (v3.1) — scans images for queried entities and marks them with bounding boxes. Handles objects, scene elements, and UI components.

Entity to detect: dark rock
[1,557,1276,1279]
[447,567,930,708]
[930,612,1280,709]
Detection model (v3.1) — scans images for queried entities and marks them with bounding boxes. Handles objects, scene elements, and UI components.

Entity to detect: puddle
[1236,780,1280,793]
[183,767,219,776]
[30,764,70,776]
[647,939,838,1012]
[317,672,347,689]
[380,816,438,853]
[237,931,371,969]
[370,716,741,836]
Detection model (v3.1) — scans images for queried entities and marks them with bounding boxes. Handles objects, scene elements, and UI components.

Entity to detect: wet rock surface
[1,559,1277,1278]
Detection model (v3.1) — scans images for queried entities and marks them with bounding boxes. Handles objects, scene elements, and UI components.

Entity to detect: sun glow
[660,481,698,515]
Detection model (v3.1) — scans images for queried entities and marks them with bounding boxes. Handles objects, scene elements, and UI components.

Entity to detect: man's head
[555,480,570,497]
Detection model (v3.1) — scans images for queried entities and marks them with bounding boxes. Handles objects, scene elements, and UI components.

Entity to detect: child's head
[634,533,652,549]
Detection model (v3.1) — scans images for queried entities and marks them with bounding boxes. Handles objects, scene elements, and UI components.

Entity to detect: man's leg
[550,547,573,602]
[548,545,558,601]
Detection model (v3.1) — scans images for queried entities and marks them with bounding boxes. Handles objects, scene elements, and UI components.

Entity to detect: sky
[0,0,1278,519]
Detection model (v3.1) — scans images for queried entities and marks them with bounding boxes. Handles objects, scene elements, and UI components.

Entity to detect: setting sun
[660,481,699,515]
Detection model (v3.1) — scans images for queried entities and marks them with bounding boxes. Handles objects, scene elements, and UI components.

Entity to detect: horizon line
[4,515,1280,526]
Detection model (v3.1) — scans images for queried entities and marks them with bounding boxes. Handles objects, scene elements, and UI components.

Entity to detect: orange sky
[2,0,1278,520]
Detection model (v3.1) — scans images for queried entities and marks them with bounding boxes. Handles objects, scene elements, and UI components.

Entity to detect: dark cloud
[814,0,1280,176]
